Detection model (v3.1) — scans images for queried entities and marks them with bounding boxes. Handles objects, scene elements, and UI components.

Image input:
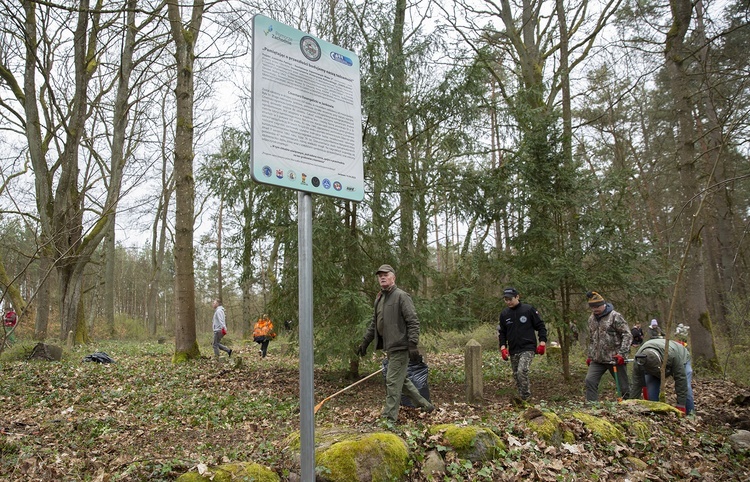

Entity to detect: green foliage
[112,314,150,341]
[718,293,750,385]
[0,341,36,362]
[424,324,498,353]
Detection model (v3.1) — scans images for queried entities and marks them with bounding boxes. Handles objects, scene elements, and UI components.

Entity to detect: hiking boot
[421,403,435,413]
[228,349,233,357]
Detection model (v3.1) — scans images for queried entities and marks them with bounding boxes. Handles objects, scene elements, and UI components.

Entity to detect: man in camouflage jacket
[584,291,633,401]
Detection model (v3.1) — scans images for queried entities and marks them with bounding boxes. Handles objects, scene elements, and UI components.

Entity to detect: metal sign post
[298,191,315,480]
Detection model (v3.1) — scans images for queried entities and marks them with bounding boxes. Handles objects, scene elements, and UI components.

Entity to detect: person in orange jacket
[253,314,276,358]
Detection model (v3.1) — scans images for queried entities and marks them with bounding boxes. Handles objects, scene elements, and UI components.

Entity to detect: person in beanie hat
[633,338,694,414]
[648,319,665,339]
[357,264,434,422]
[584,291,633,401]
[497,287,547,401]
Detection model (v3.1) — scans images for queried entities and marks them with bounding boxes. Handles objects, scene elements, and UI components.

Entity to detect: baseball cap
[503,287,519,298]
[636,348,663,377]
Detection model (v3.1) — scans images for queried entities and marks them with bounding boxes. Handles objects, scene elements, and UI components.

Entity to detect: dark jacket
[631,327,644,345]
[497,303,547,354]
[362,285,419,354]
[633,339,692,407]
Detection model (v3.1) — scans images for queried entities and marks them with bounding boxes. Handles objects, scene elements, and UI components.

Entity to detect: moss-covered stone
[619,398,685,416]
[316,432,409,482]
[571,412,625,443]
[176,462,279,481]
[623,456,649,471]
[522,408,575,445]
[428,424,505,461]
[286,428,410,482]
[625,420,652,441]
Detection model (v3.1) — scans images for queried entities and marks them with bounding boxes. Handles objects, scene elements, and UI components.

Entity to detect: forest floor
[1,339,749,481]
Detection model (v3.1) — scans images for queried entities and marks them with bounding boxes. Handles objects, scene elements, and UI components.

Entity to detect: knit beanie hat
[586,291,605,307]
[650,319,658,327]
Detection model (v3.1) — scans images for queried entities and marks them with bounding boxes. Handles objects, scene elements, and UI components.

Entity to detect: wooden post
[465,339,483,404]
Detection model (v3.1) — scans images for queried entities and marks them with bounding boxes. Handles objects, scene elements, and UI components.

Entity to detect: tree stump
[28,343,63,361]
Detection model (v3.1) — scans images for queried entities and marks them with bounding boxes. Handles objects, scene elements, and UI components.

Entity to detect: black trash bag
[381,358,431,407]
[82,352,115,364]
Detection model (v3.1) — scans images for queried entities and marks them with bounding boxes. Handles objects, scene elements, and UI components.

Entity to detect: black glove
[408,344,422,363]
[357,342,369,357]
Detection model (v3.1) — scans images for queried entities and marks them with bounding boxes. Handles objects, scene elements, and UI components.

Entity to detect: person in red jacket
[4,307,18,344]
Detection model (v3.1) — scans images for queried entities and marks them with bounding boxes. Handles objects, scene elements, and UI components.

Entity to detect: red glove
[221,327,227,336]
[613,354,625,366]
[675,405,686,414]
[642,387,648,399]
[536,345,545,355]
[501,348,509,361]
[586,357,592,366]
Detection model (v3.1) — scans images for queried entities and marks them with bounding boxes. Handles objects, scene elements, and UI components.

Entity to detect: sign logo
[330,52,353,66]
[276,169,284,179]
[333,181,342,191]
[262,166,272,177]
[300,36,321,61]
[322,179,331,189]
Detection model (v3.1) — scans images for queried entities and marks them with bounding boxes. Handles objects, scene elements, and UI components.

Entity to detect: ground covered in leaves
[1,340,749,481]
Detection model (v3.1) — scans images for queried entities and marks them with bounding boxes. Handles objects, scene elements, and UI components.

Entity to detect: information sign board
[251,15,364,202]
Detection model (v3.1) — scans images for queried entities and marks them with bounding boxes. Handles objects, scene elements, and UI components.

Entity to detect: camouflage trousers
[510,351,534,400]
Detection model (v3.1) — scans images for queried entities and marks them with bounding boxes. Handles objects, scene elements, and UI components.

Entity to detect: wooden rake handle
[313,367,384,414]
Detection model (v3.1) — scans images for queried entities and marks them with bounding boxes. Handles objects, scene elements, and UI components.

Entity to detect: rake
[314,367,384,414]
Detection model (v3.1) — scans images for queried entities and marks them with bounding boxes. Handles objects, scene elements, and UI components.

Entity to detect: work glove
[675,405,686,415]
[586,357,592,366]
[356,342,369,357]
[536,345,545,355]
[501,348,509,361]
[613,354,625,366]
[408,344,422,363]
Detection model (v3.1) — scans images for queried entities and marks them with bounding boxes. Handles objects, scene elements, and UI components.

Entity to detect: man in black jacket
[498,287,548,401]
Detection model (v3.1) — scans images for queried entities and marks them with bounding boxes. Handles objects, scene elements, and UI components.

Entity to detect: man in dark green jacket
[633,338,694,414]
[358,264,434,422]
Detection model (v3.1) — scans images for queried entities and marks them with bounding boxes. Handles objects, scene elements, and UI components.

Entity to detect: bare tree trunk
[34,253,51,340]
[147,97,175,337]
[168,0,204,362]
[104,222,116,336]
[693,0,735,328]
[217,198,224,303]
[664,0,718,369]
[390,0,417,291]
